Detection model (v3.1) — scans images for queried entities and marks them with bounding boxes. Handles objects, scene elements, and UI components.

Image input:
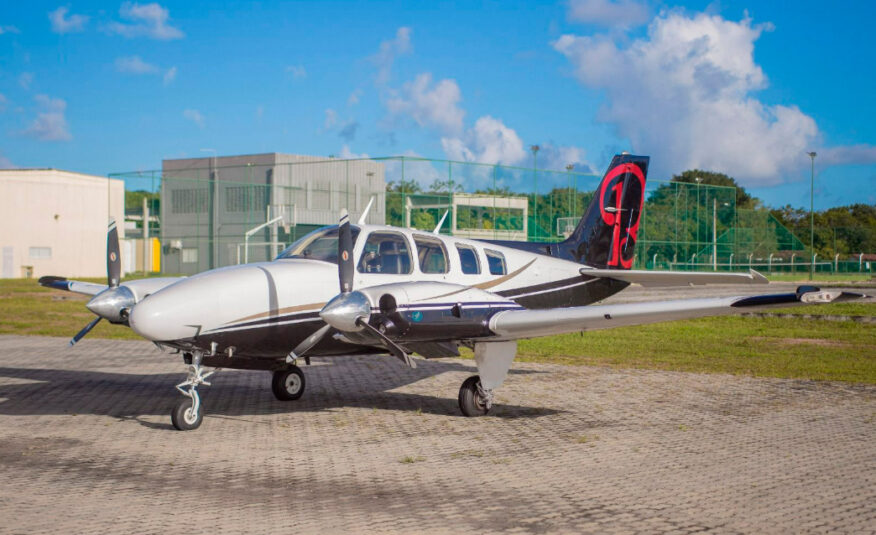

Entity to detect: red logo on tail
[598,163,645,268]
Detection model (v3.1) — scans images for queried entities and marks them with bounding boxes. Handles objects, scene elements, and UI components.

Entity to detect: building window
[226,185,268,212]
[171,189,208,214]
[413,235,448,274]
[181,248,198,263]
[29,247,52,259]
[485,249,507,275]
[456,245,480,274]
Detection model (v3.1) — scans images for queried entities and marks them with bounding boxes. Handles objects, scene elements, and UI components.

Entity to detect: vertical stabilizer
[558,154,649,269]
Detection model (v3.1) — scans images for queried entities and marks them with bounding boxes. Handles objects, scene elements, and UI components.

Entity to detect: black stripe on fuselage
[185,276,629,359]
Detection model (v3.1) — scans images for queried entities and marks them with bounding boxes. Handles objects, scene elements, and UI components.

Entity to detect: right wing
[580,268,768,287]
[488,286,870,340]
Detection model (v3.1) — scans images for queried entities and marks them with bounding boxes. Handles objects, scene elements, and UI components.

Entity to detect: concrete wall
[0,169,125,279]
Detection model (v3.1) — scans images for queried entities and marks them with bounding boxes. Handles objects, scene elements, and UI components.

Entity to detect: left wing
[488,286,870,340]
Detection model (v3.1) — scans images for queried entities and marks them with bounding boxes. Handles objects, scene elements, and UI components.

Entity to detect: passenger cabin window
[357,232,412,274]
[413,235,448,274]
[485,249,507,275]
[456,245,480,275]
[275,225,360,264]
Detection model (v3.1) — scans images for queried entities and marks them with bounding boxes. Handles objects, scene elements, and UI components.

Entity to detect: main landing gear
[458,375,492,417]
[171,351,216,431]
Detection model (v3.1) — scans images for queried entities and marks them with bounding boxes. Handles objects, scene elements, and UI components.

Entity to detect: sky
[1,0,874,210]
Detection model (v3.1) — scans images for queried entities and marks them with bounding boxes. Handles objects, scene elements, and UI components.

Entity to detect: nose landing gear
[171,351,216,431]
[271,365,306,401]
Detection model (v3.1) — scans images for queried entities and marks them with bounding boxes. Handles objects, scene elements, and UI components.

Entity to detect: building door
[2,247,12,278]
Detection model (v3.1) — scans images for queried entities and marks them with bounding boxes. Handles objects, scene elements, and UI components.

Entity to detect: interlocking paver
[0,334,873,534]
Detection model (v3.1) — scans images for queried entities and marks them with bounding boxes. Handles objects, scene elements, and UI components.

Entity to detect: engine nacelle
[355,282,522,342]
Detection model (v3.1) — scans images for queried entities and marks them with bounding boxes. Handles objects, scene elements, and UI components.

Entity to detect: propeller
[70,219,136,346]
[291,210,415,367]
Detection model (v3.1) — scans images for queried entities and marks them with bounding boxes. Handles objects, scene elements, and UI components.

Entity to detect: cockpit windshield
[274,225,360,264]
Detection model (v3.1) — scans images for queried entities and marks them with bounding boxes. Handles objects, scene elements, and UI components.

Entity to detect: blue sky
[1,0,874,210]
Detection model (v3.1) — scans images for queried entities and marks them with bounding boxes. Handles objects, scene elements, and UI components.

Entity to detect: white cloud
[163,66,177,85]
[567,0,649,28]
[0,152,14,169]
[339,145,370,159]
[108,2,183,40]
[183,108,204,128]
[386,73,465,135]
[554,12,819,185]
[49,6,89,33]
[0,25,21,35]
[285,65,307,78]
[348,88,362,106]
[23,95,72,141]
[115,55,159,74]
[19,72,33,90]
[818,144,876,167]
[441,116,527,166]
[372,26,412,85]
[323,108,338,130]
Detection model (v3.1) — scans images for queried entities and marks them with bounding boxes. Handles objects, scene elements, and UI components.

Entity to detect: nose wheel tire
[171,398,203,431]
[272,366,306,401]
[458,375,490,417]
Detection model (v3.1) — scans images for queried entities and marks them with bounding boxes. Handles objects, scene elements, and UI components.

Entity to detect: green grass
[509,312,876,383]
[2,278,875,383]
[0,278,142,340]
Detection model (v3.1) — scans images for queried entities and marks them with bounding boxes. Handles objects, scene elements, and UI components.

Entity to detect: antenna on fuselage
[433,210,449,234]
[357,196,375,225]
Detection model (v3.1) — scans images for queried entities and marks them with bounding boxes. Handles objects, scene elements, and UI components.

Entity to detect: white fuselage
[128,224,620,358]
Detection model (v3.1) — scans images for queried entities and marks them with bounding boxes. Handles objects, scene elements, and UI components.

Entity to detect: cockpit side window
[357,232,413,274]
[455,244,480,275]
[275,225,360,264]
[413,235,449,274]
[485,249,507,275]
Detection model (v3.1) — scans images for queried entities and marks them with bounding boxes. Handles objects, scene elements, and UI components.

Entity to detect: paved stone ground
[0,335,874,534]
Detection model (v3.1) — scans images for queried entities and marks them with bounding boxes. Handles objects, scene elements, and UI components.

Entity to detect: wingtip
[749,269,769,284]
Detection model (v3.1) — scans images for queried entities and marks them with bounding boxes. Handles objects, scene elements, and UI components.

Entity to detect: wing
[580,268,768,287]
[38,276,107,297]
[488,286,870,340]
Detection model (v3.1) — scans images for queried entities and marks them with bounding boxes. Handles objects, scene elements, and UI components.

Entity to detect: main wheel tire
[458,375,489,417]
[272,366,305,401]
[171,398,203,431]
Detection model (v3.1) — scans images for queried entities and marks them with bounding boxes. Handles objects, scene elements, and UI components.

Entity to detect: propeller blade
[107,219,121,289]
[338,209,354,294]
[356,318,416,368]
[290,324,332,358]
[70,316,101,347]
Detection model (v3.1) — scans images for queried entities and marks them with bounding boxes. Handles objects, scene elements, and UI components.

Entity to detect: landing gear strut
[458,375,491,417]
[271,366,305,401]
[172,351,216,431]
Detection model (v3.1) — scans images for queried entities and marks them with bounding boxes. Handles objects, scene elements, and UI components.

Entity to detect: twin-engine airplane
[40,154,868,430]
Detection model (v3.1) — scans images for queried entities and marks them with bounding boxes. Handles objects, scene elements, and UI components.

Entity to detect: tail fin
[559,154,649,269]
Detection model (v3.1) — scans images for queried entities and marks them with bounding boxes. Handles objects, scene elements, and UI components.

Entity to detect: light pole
[565,164,574,223]
[807,151,816,280]
[530,145,540,240]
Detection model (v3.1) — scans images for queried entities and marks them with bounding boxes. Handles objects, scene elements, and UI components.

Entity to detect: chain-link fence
[110,155,875,276]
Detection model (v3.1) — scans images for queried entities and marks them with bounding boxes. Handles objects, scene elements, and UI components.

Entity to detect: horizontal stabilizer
[579,268,768,287]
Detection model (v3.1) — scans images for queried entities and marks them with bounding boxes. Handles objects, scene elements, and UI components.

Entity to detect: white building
[0,169,125,279]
